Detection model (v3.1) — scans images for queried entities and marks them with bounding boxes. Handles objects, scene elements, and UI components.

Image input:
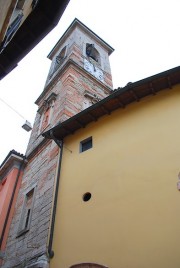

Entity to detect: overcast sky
[0,0,179,164]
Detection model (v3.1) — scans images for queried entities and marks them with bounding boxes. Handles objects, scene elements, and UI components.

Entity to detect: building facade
[44,66,180,268]
[1,19,114,268]
[1,18,180,268]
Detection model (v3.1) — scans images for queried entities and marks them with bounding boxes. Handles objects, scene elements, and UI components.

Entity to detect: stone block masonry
[2,141,59,268]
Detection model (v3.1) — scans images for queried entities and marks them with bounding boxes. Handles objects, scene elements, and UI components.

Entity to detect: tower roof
[48,18,114,59]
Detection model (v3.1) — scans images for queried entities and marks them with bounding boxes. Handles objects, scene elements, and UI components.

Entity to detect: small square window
[80,137,93,153]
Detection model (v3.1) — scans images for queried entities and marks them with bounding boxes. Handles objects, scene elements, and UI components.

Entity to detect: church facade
[1,19,180,268]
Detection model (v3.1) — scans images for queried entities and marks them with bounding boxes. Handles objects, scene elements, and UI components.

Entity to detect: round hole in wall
[83,192,92,202]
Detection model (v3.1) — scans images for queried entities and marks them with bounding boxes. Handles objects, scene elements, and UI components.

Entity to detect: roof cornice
[0,150,26,179]
[43,66,180,141]
[35,59,113,105]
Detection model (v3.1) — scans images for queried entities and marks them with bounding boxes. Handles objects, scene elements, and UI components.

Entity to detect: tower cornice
[35,59,113,106]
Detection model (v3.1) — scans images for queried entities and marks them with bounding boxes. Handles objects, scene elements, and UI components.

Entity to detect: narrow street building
[1,18,180,268]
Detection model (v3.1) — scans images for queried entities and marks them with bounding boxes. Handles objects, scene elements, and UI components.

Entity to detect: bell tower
[26,18,114,155]
[46,18,114,90]
[2,19,114,268]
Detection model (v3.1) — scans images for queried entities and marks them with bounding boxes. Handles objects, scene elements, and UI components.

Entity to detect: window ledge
[16,228,29,238]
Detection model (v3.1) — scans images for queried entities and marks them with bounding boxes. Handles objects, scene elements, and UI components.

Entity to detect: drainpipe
[48,131,64,258]
[0,157,26,250]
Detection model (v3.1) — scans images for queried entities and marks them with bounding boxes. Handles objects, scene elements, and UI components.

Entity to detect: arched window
[86,43,100,64]
[54,46,67,72]
[49,46,67,79]
[70,263,108,268]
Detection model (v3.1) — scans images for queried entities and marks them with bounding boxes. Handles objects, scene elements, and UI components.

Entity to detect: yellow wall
[51,85,180,268]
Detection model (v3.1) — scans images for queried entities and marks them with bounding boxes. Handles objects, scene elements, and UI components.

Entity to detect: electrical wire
[0,97,26,120]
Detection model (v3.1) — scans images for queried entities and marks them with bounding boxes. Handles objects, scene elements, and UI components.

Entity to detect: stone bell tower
[2,19,114,268]
[26,18,114,156]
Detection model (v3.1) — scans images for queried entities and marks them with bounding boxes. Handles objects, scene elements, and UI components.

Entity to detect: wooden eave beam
[115,96,125,108]
[167,76,172,89]
[101,105,111,115]
[62,126,73,135]
[88,112,98,121]
[75,119,86,128]
[130,89,140,102]
[149,82,156,95]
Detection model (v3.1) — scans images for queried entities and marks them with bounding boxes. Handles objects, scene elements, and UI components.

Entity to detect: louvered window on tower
[49,46,67,78]
[17,187,36,237]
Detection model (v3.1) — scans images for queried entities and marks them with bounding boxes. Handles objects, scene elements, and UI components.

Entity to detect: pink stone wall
[0,167,23,266]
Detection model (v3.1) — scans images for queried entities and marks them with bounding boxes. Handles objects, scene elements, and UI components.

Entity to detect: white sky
[0,0,179,164]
